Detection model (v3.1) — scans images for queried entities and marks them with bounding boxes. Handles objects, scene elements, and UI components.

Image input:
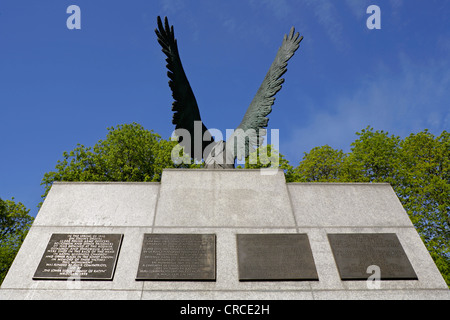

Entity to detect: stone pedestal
[1,169,448,299]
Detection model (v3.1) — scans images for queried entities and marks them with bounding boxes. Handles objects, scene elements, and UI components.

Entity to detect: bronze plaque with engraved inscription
[236,234,319,281]
[328,233,418,280]
[33,233,123,280]
[136,234,216,281]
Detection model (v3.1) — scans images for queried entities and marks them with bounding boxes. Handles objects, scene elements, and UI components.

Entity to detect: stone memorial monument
[1,170,449,299]
[0,17,448,300]
[155,16,302,168]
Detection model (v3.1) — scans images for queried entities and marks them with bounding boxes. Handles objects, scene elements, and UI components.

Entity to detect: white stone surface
[155,169,296,227]
[1,169,448,300]
[287,183,413,227]
[34,182,159,227]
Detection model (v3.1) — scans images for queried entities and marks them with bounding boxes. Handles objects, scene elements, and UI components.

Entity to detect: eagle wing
[155,16,213,160]
[227,27,303,161]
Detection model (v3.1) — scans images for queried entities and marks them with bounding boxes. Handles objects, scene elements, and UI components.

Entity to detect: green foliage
[292,127,449,287]
[236,144,296,181]
[34,123,450,287]
[293,145,346,182]
[40,123,196,204]
[0,197,33,286]
[242,144,293,172]
[345,127,401,183]
[395,130,450,286]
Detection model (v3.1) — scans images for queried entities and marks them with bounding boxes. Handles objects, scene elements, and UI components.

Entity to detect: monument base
[1,169,448,300]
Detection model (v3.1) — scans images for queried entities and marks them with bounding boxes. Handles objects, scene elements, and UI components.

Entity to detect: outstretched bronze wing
[155,16,213,160]
[226,27,303,162]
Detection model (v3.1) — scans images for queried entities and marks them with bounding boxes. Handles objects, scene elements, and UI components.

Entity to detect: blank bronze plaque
[136,234,216,281]
[236,234,319,281]
[328,233,418,280]
[33,233,123,280]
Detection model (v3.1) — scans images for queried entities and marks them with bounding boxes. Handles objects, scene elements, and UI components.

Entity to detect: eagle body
[155,16,303,168]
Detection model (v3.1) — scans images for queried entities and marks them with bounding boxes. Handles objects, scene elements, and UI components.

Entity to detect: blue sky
[0,0,449,217]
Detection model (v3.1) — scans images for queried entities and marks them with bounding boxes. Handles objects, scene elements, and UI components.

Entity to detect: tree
[344,126,401,183]
[291,127,449,287]
[37,123,449,287]
[291,127,402,184]
[292,145,346,182]
[395,130,449,285]
[41,124,292,204]
[40,123,196,204]
[240,144,293,174]
[0,198,33,286]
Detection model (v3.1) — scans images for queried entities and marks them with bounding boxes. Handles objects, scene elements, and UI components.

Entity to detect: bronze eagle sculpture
[155,16,303,168]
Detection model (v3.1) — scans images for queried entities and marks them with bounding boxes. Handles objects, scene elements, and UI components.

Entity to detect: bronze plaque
[33,233,123,280]
[328,233,418,280]
[236,234,319,281]
[136,234,216,281]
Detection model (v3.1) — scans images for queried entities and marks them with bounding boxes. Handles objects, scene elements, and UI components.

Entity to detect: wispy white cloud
[282,53,450,161]
[217,0,293,45]
[259,0,290,19]
[345,0,372,20]
[304,0,345,50]
[160,0,186,14]
[389,0,403,11]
